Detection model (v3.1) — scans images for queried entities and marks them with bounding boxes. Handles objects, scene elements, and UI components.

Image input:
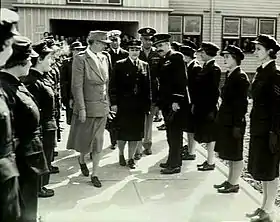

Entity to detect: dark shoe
[91,176,102,188]
[134,153,142,160]
[78,158,89,177]
[197,162,215,171]
[127,159,136,169]
[213,181,229,189]
[159,162,169,168]
[250,209,272,222]
[90,152,92,160]
[160,167,181,174]
[157,124,166,131]
[38,187,54,198]
[50,165,59,174]
[143,149,152,155]
[182,153,196,160]
[54,151,58,157]
[217,183,239,193]
[110,144,116,150]
[197,161,207,167]
[153,116,162,122]
[246,208,262,218]
[119,155,126,166]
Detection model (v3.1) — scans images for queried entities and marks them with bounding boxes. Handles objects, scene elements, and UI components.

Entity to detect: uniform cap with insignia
[9,36,38,60]
[151,33,171,46]
[88,30,112,44]
[127,39,142,49]
[70,41,86,50]
[252,34,280,53]
[32,41,53,55]
[45,38,60,51]
[138,27,156,36]
[197,42,220,56]
[220,45,244,60]
[0,8,20,37]
[44,35,54,40]
[108,30,122,41]
[171,41,182,51]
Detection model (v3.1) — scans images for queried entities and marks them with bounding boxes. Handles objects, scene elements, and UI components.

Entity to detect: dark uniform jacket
[109,57,151,113]
[250,61,280,136]
[0,72,48,175]
[217,67,250,128]
[108,47,129,67]
[139,47,160,103]
[60,57,73,106]
[157,50,188,109]
[186,59,202,105]
[192,59,221,117]
[22,68,57,132]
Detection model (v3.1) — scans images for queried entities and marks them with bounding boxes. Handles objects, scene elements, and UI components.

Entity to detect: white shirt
[129,57,139,66]
[262,60,274,69]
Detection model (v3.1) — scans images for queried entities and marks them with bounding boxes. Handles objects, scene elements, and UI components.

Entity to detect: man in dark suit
[151,34,188,174]
[60,41,86,125]
[194,42,221,171]
[107,30,129,150]
[134,27,161,158]
[180,40,202,161]
[109,39,151,169]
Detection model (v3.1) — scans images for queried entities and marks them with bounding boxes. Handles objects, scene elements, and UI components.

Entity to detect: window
[168,15,202,46]
[222,16,276,53]
[67,0,122,5]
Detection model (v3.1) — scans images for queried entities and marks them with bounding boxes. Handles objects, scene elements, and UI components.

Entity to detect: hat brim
[73,46,86,50]
[99,39,112,44]
[251,40,261,45]
[128,46,142,49]
[197,48,204,52]
[220,50,230,56]
[153,39,169,46]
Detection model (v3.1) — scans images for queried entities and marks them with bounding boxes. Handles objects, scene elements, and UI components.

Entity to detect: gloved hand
[233,127,242,139]
[269,131,279,154]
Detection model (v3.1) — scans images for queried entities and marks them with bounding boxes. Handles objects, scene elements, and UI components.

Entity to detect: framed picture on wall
[241,18,258,37]
[184,16,201,35]
[223,17,240,36]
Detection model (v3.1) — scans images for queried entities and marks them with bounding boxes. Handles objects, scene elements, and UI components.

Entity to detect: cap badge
[147,28,150,33]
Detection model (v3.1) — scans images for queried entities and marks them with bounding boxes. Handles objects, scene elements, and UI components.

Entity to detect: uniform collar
[227,66,240,77]
[112,47,120,54]
[205,58,215,66]
[187,59,197,67]
[262,60,274,69]
[128,57,139,65]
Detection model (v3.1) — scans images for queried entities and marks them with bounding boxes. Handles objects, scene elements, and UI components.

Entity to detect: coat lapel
[85,51,104,81]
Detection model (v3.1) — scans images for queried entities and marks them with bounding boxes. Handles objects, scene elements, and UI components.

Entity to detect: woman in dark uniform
[22,41,56,198]
[214,45,250,193]
[246,35,280,222]
[0,35,48,222]
[0,8,21,222]
[109,39,151,169]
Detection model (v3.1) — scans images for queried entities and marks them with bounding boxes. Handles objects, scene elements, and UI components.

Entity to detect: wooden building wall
[169,0,280,73]
[15,7,169,41]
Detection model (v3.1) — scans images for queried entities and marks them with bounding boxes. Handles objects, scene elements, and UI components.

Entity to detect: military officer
[60,41,86,125]
[151,34,188,174]
[0,8,21,222]
[214,45,249,193]
[134,27,160,158]
[107,30,129,150]
[109,39,151,169]
[1,35,49,222]
[246,35,280,221]
[180,40,202,161]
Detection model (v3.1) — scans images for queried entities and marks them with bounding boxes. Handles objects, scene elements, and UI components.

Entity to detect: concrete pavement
[39,114,279,222]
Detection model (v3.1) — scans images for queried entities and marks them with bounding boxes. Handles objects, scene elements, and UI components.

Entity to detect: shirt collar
[112,47,120,54]
[129,57,139,65]
[262,60,274,69]
[187,59,197,67]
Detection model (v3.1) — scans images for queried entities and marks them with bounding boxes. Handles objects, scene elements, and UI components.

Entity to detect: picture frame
[184,16,201,35]
[223,17,240,36]
[241,18,258,37]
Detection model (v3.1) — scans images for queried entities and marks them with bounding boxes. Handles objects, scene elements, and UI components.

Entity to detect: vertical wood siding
[2,0,16,8]
[170,0,280,73]
[17,8,168,42]
[16,0,169,7]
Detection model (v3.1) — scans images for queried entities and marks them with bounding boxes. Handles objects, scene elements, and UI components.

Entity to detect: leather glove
[269,131,279,154]
[233,127,242,139]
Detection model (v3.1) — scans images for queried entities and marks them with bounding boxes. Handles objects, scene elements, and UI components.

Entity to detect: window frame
[168,14,203,45]
[222,16,277,53]
[66,0,123,6]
